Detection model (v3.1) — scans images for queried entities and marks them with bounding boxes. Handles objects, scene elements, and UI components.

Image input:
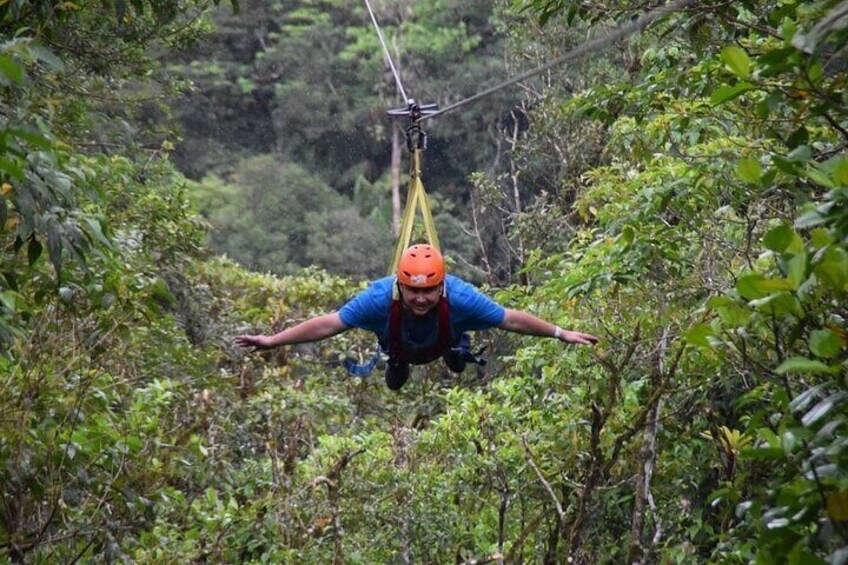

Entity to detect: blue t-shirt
[338,275,506,351]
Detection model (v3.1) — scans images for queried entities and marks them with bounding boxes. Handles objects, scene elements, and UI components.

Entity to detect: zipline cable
[419,0,697,122]
[363,0,409,104]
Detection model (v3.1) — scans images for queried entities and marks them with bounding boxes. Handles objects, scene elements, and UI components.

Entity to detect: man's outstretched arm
[235,312,350,350]
[498,309,599,345]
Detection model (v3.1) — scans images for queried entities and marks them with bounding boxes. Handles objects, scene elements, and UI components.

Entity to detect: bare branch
[522,435,566,521]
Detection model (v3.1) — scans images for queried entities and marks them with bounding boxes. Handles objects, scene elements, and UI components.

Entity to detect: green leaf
[0,54,24,85]
[150,278,177,306]
[0,157,24,180]
[776,356,840,375]
[0,290,16,312]
[834,158,848,186]
[807,162,835,188]
[618,225,635,247]
[795,209,828,229]
[780,17,797,44]
[763,223,802,253]
[684,323,714,347]
[748,292,802,316]
[706,486,734,505]
[782,429,799,453]
[809,329,841,359]
[737,273,767,299]
[714,301,751,327]
[815,247,848,292]
[737,273,794,299]
[786,126,809,149]
[84,218,111,248]
[705,296,750,326]
[788,543,829,565]
[786,252,807,287]
[736,157,762,184]
[759,278,796,292]
[811,229,832,248]
[757,427,780,449]
[710,82,754,105]
[721,46,751,78]
[706,296,733,309]
[788,145,812,163]
[773,155,802,176]
[7,127,53,149]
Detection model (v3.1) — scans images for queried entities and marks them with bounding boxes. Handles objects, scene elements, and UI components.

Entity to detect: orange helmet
[397,244,445,288]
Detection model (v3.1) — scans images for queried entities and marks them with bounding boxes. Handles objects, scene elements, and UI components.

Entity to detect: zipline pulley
[388,99,438,151]
[385,98,441,276]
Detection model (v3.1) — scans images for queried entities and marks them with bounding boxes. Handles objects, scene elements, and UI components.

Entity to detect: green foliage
[5,0,848,563]
[190,155,393,277]
[503,0,848,561]
[167,0,511,277]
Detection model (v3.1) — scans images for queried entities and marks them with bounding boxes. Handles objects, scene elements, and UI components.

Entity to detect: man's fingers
[565,331,600,345]
[235,335,259,349]
[582,333,600,344]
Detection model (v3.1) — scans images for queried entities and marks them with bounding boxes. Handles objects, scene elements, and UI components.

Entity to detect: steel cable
[419,0,697,122]
[363,0,409,103]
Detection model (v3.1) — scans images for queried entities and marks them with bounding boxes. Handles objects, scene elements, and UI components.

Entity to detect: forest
[1,0,848,562]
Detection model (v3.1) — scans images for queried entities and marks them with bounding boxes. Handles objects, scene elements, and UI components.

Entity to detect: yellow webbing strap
[388,148,440,275]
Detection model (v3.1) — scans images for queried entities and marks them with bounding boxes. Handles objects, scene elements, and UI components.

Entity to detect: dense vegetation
[2,0,847,563]
[168,0,515,280]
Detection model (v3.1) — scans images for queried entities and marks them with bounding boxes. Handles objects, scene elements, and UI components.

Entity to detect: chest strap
[388,296,452,365]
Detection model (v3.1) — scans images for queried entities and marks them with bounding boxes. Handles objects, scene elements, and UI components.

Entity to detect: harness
[342,280,488,376]
[388,295,452,365]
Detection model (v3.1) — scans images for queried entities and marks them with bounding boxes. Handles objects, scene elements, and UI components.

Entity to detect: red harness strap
[388,296,452,365]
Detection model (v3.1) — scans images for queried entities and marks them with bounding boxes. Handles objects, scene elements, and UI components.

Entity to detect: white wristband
[553,326,563,340]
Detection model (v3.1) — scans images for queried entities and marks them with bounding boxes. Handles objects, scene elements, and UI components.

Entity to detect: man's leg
[385,359,410,390]
[442,349,467,374]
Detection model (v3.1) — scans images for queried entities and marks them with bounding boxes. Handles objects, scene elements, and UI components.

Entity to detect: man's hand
[499,310,600,345]
[555,328,599,345]
[234,314,349,352]
[235,334,275,350]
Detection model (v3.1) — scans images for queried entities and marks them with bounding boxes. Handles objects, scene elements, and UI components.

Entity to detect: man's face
[398,282,443,316]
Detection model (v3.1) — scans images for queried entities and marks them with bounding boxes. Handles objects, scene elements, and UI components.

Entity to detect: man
[236,244,599,390]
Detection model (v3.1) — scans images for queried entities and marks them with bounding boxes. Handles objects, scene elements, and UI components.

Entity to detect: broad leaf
[0,54,24,85]
[748,292,802,316]
[737,157,763,184]
[776,356,840,375]
[763,223,802,253]
[814,247,848,291]
[737,273,794,299]
[809,329,841,359]
[684,323,714,347]
[786,252,807,287]
[711,82,754,105]
[721,46,751,78]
